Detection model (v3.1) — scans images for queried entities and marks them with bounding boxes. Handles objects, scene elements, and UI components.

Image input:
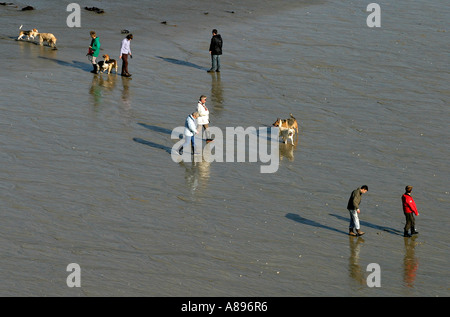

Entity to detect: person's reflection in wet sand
[209,72,224,117]
[181,143,212,196]
[89,74,118,107]
[403,236,419,288]
[89,75,102,107]
[121,76,131,111]
[181,159,211,196]
[348,236,366,285]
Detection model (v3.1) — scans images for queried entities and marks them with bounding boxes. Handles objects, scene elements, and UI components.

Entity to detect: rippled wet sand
[0,0,448,296]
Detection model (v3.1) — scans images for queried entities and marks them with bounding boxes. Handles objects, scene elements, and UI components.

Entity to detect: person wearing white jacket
[197,95,213,142]
[179,112,199,155]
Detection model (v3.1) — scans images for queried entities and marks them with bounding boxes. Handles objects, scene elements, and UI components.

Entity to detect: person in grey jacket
[347,185,368,236]
[178,112,199,155]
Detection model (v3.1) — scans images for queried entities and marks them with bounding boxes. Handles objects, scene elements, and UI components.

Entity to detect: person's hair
[192,111,199,117]
[405,185,413,193]
[90,31,96,37]
[126,34,133,40]
[212,29,218,34]
[199,95,207,101]
[361,185,368,191]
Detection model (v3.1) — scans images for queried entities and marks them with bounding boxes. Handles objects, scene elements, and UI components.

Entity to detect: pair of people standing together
[347,185,420,237]
[178,95,214,155]
[88,31,133,77]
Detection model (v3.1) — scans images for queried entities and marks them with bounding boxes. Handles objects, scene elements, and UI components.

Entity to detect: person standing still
[88,31,101,74]
[347,185,369,236]
[402,185,419,237]
[197,95,213,143]
[120,34,133,77]
[207,29,222,73]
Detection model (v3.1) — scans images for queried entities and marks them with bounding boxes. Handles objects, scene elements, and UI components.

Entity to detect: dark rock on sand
[84,6,104,14]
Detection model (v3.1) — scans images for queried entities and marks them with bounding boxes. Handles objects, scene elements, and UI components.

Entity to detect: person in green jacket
[88,31,101,74]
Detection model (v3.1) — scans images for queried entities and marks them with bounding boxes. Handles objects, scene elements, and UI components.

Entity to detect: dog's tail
[289,113,296,119]
[19,24,23,30]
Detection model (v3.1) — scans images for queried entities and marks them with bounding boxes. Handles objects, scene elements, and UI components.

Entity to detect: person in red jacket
[402,185,419,237]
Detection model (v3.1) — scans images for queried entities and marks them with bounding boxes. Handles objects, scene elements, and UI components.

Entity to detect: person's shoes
[122,73,131,77]
[91,64,98,74]
[411,227,419,235]
[216,70,220,73]
[404,230,412,237]
[349,228,357,236]
[356,229,365,236]
[207,69,215,73]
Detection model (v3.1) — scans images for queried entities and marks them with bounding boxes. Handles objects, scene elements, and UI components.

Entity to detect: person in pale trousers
[179,112,199,155]
[196,95,213,142]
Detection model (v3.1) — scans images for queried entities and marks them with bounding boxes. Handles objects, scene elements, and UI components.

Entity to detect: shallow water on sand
[0,0,448,296]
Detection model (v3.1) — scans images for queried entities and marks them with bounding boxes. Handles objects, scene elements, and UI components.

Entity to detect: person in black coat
[207,29,222,72]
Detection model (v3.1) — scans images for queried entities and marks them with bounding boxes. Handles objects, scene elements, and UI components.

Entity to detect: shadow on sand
[137,123,172,135]
[133,137,172,154]
[38,56,91,72]
[329,213,403,236]
[155,56,207,71]
[286,213,348,235]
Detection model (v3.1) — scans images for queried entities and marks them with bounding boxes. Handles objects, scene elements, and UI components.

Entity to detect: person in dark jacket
[207,29,222,73]
[347,185,368,236]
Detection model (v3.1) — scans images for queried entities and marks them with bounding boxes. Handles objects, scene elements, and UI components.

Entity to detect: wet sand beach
[0,0,449,296]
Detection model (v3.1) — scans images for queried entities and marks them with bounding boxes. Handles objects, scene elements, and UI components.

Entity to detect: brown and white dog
[272,113,299,134]
[17,25,38,40]
[276,119,295,144]
[98,54,118,74]
[38,32,57,48]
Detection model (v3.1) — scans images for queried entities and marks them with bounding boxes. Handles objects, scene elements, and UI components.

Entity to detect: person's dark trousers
[121,54,129,75]
[404,212,415,233]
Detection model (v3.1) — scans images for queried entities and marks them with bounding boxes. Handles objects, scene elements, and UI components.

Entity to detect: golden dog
[38,32,57,48]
